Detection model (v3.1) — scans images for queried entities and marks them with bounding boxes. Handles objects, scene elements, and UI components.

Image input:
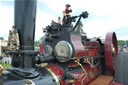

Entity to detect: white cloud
[0,6,14,40]
[0,0,128,40]
[37,0,128,40]
[35,10,58,40]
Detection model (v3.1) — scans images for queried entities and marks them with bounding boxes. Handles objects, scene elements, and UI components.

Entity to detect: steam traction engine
[0,0,126,85]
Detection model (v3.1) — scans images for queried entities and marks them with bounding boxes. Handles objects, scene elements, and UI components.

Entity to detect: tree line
[117,40,128,46]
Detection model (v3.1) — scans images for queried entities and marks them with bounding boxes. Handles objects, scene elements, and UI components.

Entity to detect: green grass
[0,63,11,71]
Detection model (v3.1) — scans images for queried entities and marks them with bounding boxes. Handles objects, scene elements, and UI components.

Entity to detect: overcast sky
[0,0,128,41]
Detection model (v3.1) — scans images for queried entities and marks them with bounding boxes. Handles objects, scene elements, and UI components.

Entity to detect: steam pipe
[36,56,55,64]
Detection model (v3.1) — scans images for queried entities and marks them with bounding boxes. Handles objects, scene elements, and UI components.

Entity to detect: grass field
[0,63,11,71]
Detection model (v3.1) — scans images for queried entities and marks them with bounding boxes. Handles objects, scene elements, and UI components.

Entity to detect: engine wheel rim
[105,32,118,72]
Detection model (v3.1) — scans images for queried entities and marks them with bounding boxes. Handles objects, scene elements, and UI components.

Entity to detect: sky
[0,0,128,41]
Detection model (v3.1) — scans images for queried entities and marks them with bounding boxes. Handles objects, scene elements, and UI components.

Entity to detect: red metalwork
[40,44,43,54]
[105,32,118,72]
[48,64,100,85]
[85,49,98,57]
[73,64,100,85]
[85,41,101,57]
[48,65,65,85]
[71,35,85,57]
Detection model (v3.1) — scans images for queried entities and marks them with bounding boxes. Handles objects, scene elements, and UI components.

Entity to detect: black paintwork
[2,67,56,85]
[14,0,37,50]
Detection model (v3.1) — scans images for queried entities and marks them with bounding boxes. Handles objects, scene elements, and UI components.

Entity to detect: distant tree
[117,40,128,46]
[34,40,40,47]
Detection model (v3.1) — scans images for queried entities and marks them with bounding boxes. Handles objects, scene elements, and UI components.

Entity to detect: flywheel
[105,32,118,72]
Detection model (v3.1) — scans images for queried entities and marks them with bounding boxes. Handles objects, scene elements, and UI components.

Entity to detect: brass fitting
[66,80,75,84]
[0,64,3,77]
